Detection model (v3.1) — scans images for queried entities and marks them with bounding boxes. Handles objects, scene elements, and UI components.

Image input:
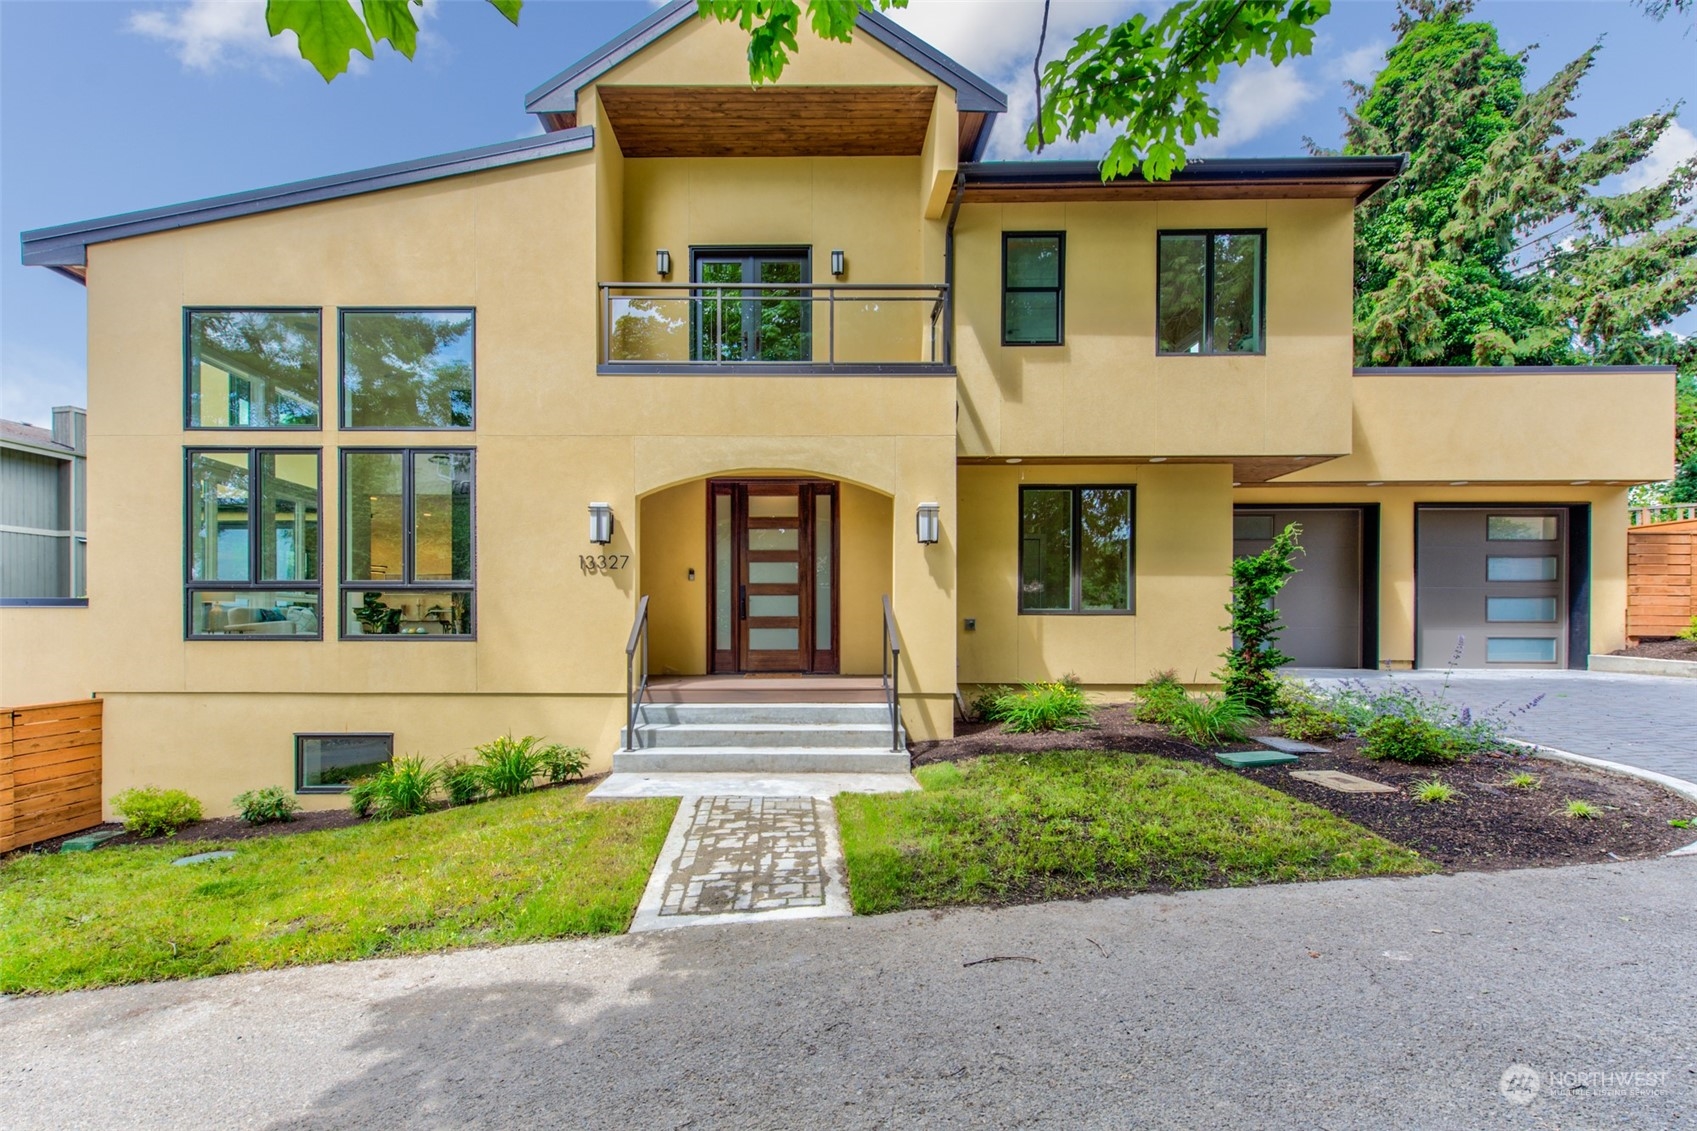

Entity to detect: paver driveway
[1296,668,1697,785]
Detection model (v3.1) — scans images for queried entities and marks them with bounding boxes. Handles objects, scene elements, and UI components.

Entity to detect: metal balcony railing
[597,282,950,373]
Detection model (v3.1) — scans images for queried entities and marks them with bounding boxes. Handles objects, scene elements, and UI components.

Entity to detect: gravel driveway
[3,857,1692,1129]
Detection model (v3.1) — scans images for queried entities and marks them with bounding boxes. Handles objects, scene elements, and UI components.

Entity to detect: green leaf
[485,0,522,26]
[362,0,421,60]
[266,0,374,81]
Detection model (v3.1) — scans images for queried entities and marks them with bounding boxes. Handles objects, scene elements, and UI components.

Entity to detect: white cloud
[127,0,440,75]
[1189,58,1316,156]
[1621,120,1697,192]
[0,345,86,430]
[1328,40,1388,84]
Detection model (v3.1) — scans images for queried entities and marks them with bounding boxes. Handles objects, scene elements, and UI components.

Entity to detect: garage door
[1233,508,1364,668]
[1416,508,1566,669]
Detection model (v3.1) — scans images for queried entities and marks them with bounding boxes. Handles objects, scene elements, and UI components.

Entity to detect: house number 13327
[580,554,630,572]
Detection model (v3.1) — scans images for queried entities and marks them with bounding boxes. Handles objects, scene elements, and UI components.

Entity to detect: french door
[709,480,838,673]
[692,249,811,362]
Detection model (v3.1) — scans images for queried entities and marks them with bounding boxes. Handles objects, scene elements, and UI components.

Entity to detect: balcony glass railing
[597,282,949,371]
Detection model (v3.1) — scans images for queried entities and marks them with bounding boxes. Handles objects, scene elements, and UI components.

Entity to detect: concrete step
[636,701,891,727]
[611,747,912,774]
[621,722,905,749]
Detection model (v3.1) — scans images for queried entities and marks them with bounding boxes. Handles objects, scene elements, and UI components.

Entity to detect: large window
[340,449,474,637]
[1003,233,1065,345]
[297,733,393,792]
[1019,486,1134,614]
[185,449,321,637]
[186,309,320,428]
[1158,231,1265,354]
[340,309,475,429]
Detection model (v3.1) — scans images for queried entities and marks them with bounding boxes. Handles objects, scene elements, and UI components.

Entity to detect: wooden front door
[709,480,838,674]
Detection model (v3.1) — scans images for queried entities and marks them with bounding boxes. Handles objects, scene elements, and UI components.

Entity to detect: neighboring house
[15,2,1675,813]
[1,407,87,603]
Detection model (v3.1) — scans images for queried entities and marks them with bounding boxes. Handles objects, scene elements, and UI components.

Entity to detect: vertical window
[1003,233,1064,345]
[341,449,474,637]
[186,309,321,428]
[340,309,475,429]
[185,449,321,637]
[1019,486,1134,613]
[296,734,393,792]
[1157,231,1264,354]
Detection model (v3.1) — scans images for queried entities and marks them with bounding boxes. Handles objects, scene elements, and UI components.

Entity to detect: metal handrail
[599,281,949,367]
[881,594,904,754]
[624,595,650,752]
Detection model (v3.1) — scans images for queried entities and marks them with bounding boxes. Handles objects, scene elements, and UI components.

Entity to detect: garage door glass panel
[1487,597,1558,622]
[1486,637,1558,663]
[1487,516,1558,541]
[1487,556,1558,582]
[1233,514,1273,540]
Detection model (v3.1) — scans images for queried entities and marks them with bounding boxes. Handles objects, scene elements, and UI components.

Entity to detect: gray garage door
[1416,508,1566,669]
[1233,508,1364,668]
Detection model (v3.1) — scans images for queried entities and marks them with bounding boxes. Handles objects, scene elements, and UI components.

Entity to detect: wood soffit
[598,85,939,157]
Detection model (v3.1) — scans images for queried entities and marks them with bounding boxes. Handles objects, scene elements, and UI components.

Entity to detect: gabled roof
[523,0,1007,116]
[20,127,596,281]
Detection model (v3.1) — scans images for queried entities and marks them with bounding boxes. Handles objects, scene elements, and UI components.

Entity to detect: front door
[709,480,838,673]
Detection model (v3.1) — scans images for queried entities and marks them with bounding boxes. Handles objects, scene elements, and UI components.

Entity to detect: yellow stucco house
[14,3,1676,812]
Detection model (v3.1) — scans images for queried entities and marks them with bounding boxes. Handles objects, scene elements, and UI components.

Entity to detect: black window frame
[1156,229,1267,356]
[1001,232,1066,346]
[337,307,478,431]
[183,307,324,431]
[688,246,813,363]
[338,446,477,641]
[183,446,325,641]
[295,732,394,794]
[1017,484,1137,616]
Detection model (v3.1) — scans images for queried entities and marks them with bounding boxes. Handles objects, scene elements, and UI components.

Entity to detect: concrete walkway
[3,857,1691,1129]
[1296,668,1697,786]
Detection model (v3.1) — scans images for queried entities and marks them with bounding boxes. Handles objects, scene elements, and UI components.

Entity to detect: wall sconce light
[830,249,846,278]
[915,502,940,545]
[656,249,672,278]
[589,502,614,545]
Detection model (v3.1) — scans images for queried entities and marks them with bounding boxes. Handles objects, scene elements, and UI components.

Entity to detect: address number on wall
[580,554,630,572]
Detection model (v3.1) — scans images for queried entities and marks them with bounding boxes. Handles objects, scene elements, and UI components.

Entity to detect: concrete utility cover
[1258,736,1331,754]
[1289,770,1396,794]
[171,851,235,866]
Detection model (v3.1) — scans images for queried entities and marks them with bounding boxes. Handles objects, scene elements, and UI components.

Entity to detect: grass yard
[0,785,677,994]
[836,751,1433,914]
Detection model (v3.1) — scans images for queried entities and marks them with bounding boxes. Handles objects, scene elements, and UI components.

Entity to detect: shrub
[1411,778,1456,804]
[351,756,439,820]
[969,684,1016,723]
[1361,715,1465,765]
[232,786,300,826]
[111,787,203,838]
[1564,799,1599,820]
[990,682,1094,733]
[1218,523,1301,715]
[440,760,487,807]
[1505,770,1540,790]
[538,744,588,784]
[1166,694,1254,748]
[1270,680,1348,743]
[1679,615,1697,643]
[1133,670,1190,725]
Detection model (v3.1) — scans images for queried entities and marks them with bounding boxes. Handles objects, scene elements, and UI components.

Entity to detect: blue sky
[2,0,1693,426]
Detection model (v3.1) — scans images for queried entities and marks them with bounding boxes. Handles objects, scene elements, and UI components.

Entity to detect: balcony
[597,282,952,375]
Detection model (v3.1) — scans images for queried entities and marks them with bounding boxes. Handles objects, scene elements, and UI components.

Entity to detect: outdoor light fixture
[589,502,614,545]
[830,249,846,277]
[656,249,672,278]
[915,502,941,545]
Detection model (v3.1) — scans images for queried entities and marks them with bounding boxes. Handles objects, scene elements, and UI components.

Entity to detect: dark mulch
[1611,638,1697,662]
[913,705,1697,872]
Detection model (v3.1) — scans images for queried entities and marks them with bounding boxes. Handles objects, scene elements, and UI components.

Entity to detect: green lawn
[836,752,1432,914]
[0,785,677,994]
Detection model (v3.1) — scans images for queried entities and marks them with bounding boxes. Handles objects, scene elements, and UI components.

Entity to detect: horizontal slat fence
[1626,519,1697,642]
[0,698,103,852]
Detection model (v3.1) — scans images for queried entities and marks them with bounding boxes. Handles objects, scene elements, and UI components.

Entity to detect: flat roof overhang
[960,156,1406,203]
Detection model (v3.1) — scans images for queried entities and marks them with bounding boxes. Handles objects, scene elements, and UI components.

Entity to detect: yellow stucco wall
[953,199,1356,460]
[0,607,96,707]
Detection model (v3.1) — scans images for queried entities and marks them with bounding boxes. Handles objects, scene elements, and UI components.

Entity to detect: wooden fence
[1627,518,1697,643]
[0,698,103,852]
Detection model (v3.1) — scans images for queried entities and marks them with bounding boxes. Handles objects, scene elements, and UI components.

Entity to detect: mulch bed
[913,706,1697,872]
[1611,639,1697,662]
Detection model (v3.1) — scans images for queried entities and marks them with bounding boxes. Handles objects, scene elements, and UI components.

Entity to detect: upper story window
[185,448,322,638]
[1019,485,1135,614]
[340,309,475,430]
[186,310,320,429]
[340,448,475,638]
[1003,233,1064,346]
[691,249,810,362]
[1158,231,1265,355]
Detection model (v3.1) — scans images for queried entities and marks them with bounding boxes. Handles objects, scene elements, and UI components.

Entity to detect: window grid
[337,308,477,431]
[295,732,393,794]
[1018,484,1136,615]
[1002,232,1065,346]
[1156,229,1267,356]
[184,307,323,431]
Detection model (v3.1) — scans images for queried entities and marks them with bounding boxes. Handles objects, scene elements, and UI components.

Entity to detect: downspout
[942,171,966,367]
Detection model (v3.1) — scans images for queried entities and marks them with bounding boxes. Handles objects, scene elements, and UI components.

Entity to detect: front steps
[613,701,910,774]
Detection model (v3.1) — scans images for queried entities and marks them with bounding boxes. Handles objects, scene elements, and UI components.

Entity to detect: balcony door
[709,479,838,674]
[692,249,811,362]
